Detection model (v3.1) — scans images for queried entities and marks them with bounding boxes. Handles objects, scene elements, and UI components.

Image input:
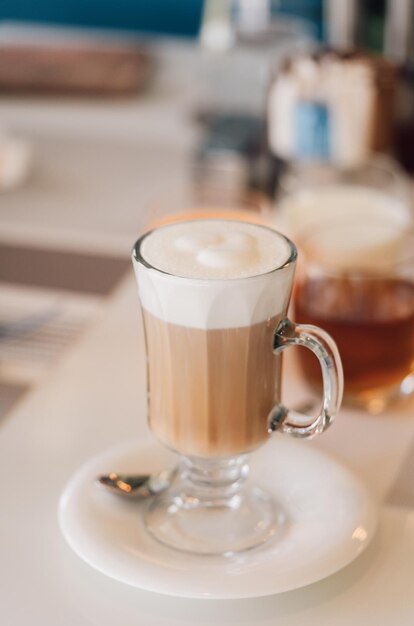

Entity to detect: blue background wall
[0,0,204,38]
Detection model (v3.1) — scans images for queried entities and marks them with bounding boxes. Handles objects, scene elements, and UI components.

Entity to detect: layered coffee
[133,220,294,458]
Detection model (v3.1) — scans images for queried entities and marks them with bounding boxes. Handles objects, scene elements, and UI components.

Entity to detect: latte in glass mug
[135,220,293,458]
[132,218,342,555]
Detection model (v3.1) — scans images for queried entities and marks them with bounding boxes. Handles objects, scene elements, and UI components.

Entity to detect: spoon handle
[98,473,153,496]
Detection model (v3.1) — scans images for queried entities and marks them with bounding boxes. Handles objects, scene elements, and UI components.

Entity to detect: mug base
[143,456,286,555]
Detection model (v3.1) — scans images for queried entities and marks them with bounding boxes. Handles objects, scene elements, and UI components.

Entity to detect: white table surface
[1,45,414,624]
[0,275,414,625]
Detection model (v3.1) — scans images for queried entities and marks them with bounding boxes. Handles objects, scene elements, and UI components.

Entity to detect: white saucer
[59,437,378,599]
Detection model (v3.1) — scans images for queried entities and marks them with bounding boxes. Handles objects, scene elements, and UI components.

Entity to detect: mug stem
[180,455,249,503]
[144,453,284,555]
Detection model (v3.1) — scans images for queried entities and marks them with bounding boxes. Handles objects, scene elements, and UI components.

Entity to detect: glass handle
[269,318,343,438]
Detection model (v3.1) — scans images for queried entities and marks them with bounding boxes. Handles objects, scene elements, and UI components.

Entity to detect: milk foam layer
[279,185,410,234]
[278,185,411,270]
[133,220,295,329]
[141,220,291,279]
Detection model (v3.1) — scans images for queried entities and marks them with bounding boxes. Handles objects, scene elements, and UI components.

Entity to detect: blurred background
[0,0,413,416]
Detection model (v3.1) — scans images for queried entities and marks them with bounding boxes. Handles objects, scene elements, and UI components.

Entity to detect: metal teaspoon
[96,467,177,499]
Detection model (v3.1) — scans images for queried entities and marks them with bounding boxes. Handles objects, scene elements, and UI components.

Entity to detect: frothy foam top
[278,185,411,270]
[133,220,295,329]
[279,185,410,235]
[140,220,291,279]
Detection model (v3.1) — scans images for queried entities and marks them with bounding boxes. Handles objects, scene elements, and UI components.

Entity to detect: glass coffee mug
[132,219,343,555]
[294,219,414,413]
